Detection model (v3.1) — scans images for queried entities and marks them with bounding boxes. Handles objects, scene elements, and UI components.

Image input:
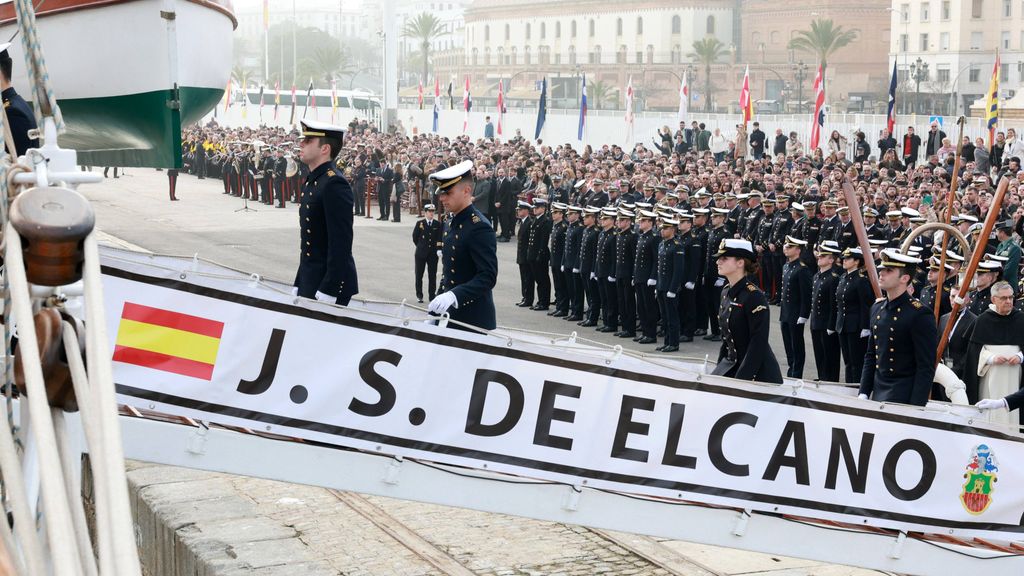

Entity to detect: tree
[586,80,617,111]
[688,37,727,112]
[401,12,448,84]
[300,44,354,87]
[787,18,859,75]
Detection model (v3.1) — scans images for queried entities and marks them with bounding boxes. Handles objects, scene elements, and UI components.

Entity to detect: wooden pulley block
[14,308,78,412]
[9,186,95,286]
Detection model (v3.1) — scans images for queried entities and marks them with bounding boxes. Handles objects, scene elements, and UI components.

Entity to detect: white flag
[624,76,635,146]
[678,74,689,124]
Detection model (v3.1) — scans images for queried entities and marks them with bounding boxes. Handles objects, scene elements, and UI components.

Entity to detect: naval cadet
[527,198,552,311]
[292,120,358,306]
[548,203,570,317]
[809,241,843,382]
[655,218,685,352]
[919,256,953,319]
[596,208,620,333]
[702,208,730,342]
[412,204,442,303]
[614,208,638,339]
[563,206,585,321]
[711,239,783,383]
[779,236,813,378]
[633,210,660,344]
[428,160,498,331]
[0,42,38,156]
[835,248,874,383]
[858,249,937,406]
[515,200,535,308]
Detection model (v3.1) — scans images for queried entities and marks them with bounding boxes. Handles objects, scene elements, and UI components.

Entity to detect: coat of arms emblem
[960,444,998,515]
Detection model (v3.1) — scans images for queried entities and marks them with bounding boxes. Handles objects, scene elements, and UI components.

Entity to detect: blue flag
[578,74,587,141]
[535,77,547,140]
[886,60,897,134]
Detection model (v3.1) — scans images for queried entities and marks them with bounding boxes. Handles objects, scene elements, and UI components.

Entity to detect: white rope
[0,376,44,576]
[51,408,98,576]
[3,227,81,576]
[12,0,64,132]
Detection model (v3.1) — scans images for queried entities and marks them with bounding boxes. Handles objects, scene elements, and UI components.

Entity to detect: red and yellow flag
[740,65,753,125]
[112,303,224,380]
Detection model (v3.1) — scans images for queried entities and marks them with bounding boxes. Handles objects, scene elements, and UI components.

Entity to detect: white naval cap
[877,248,922,269]
[428,159,474,190]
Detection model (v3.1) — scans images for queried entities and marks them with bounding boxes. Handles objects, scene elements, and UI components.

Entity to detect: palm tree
[587,80,617,111]
[787,18,859,75]
[302,44,354,86]
[402,13,448,84]
[688,37,727,112]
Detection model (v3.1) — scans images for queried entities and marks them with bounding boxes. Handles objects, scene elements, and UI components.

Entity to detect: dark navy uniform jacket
[563,221,583,271]
[579,226,600,277]
[294,161,358,304]
[633,230,659,284]
[712,277,783,383]
[3,87,38,156]
[596,227,617,279]
[859,291,937,406]
[779,258,812,323]
[655,236,685,293]
[615,228,636,281]
[809,266,842,331]
[549,219,568,270]
[439,205,497,330]
[835,269,874,334]
[412,218,443,260]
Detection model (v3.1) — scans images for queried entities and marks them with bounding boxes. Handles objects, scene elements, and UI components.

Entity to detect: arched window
[589,19,595,37]
[505,23,510,41]
[617,44,627,63]
[616,18,623,35]
[671,44,681,64]
[484,47,490,65]
[637,17,643,35]
[541,22,546,39]
[571,20,577,37]
[647,44,654,63]
[497,46,505,64]
[770,30,779,44]
[569,44,576,64]
[706,15,715,34]
[556,21,561,38]
[472,48,478,66]
[590,44,601,64]
[524,46,531,65]
[526,23,531,40]
[484,25,490,42]
[510,46,517,66]
[671,15,681,34]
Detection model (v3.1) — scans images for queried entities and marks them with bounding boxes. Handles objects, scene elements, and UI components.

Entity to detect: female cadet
[711,239,783,383]
[834,247,875,383]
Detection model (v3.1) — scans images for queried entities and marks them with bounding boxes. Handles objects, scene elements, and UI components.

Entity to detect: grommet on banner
[437,313,449,329]
[249,272,261,286]
[563,484,582,511]
[605,345,623,365]
[732,509,751,536]
[191,253,200,271]
[889,531,907,559]
[383,456,403,486]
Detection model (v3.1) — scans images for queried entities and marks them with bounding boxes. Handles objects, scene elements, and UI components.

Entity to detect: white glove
[667,292,676,298]
[436,250,442,258]
[561,266,565,272]
[857,393,869,400]
[590,272,597,280]
[428,291,459,314]
[714,278,725,287]
[859,329,871,338]
[797,317,807,325]
[572,268,580,274]
[827,329,835,336]
[976,398,1009,410]
[647,279,657,287]
[291,286,299,296]
[685,282,695,290]
[608,276,616,282]
[314,291,333,302]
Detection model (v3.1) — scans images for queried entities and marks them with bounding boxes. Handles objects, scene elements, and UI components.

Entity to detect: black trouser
[658,291,680,346]
[705,278,723,335]
[197,153,207,179]
[569,269,584,317]
[275,178,286,207]
[600,277,618,329]
[414,255,438,300]
[500,212,515,239]
[758,250,774,296]
[519,262,534,305]
[392,193,402,222]
[616,278,636,335]
[222,172,231,194]
[839,332,868,384]
[260,177,272,203]
[771,252,784,299]
[781,320,806,378]
[585,274,601,322]
[531,260,550,306]
[638,282,658,338]
[167,169,178,200]
[551,263,567,312]
[678,287,696,337]
[811,329,841,382]
[694,276,708,330]
[378,188,391,219]
[354,184,365,215]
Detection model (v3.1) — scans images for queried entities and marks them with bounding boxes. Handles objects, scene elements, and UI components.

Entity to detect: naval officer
[428,160,498,331]
[292,120,358,306]
[0,42,38,157]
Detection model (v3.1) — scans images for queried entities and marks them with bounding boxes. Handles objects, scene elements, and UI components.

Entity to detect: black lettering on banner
[464,369,524,437]
[349,349,401,417]
[611,395,655,463]
[661,403,697,469]
[709,412,758,477]
[533,381,581,451]
[882,439,937,501]
[762,420,811,486]
[236,329,286,396]
[824,428,875,493]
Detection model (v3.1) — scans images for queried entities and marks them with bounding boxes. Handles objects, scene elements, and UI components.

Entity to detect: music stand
[236,180,258,213]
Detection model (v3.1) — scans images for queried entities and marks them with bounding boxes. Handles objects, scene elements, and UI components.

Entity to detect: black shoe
[596,326,615,333]
[637,336,656,344]
[532,305,550,311]
[655,345,666,351]
[613,331,625,337]
[632,336,642,342]
[661,345,679,353]
[680,336,693,343]
[707,335,722,342]
[694,329,707,336]
[552,311,568,317]
[566,315,582,321]
[580,320,597,327]
[515,302,533,308]
[417,298,424,303]
[618,332,636,339]
[657,331,665,337]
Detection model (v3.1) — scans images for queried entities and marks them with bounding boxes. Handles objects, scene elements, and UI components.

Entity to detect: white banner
[99,248,1024,541]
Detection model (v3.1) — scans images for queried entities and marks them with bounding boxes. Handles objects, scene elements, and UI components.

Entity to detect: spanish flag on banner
[112,303,224,380]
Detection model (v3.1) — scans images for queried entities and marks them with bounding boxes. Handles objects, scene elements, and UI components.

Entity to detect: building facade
[890,0,1023,116]
[235,0,368,41]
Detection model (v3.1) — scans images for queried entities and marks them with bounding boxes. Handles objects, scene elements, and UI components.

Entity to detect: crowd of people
[178,114,1024,414]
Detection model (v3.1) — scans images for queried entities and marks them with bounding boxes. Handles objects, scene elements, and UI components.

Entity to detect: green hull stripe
[57,87,223,169]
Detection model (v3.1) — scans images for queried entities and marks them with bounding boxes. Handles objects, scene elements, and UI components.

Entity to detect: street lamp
[910,56,929,115]
[792,60,808,114]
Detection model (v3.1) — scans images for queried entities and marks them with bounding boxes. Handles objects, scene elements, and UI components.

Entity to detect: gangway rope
[12,0,63,131]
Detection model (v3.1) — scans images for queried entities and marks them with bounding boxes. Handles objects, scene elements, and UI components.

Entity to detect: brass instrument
[285,155,299,178]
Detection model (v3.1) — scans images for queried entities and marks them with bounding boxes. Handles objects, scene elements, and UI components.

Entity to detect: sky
[233,0,365,9]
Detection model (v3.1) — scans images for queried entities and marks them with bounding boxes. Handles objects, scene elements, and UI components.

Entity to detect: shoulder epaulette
[747,283,757,291]
[327,169,336,177]
[874,297,886,303]
[471,214,481,223]
[911,299,923,309]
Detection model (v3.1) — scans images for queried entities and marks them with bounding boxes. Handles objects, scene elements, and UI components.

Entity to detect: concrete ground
[86,168,874,575]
